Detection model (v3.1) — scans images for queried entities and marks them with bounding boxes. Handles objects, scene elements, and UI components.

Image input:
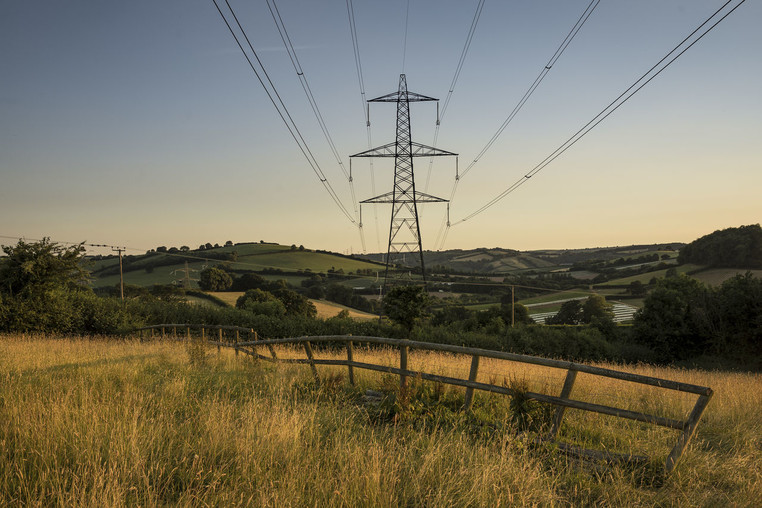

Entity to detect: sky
[1,0,760,257]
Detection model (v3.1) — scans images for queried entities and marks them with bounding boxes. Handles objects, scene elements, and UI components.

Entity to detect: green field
[691,268,762,287]
[88,243,384,288]
[597,264,703,286]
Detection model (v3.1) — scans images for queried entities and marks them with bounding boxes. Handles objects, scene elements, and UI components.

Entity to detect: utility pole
[111,247,126,303]
[511,285,515,328]
[351,74,457,295]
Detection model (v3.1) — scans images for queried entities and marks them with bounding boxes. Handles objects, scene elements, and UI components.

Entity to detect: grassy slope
[691,268,762,287]
[1,336,759,506]
[597,263,703,286]
[88,243,383,288]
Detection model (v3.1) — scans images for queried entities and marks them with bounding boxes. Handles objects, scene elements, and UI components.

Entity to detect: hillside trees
[198,267,232,291]
[0,238,133,334]
[235,289,286,317]
[0,238,89,297]
[547,300,583,325]
[546,295,614,326]
[235,287,316,318]
[678,224,762,268]
[383,286,430,331]
[582,294,614,324]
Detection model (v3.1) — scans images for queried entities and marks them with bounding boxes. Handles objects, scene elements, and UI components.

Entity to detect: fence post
[218,328,222,354]
[258,331,277,360]
[186,326,190,342]
[303,341,320,385]
[549,368,578,439]
[399,345,409,390]
[161,326,165,339]
[201,326,205,342]
[346,340,355,386]
[463,354,480,411]
[664,392,713,474]
[235,329,239,357]
[150,327,154,339]
[173,326,177,338]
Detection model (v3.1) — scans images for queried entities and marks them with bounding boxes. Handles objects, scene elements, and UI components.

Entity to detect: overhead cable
[212,0,356,224]
[454,0,745,225]
[346,0,381,252]
[424,0,486,194]
[434,0,600,249]
[265,0,364,250]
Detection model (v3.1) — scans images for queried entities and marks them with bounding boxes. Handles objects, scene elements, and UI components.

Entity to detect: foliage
[271,288,317,318]
[678,224,762,268]
[0,238,89,297]
[633,275,709,361]
[581,294,614,324]
[230,272,267,291]
[198,267,232,291]
[546,300,583,325]
[633,272,762,363]
[383,286,431,331]
[235,289,286,317]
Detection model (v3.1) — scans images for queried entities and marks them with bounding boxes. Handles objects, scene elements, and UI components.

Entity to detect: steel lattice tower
[351,74,456,294]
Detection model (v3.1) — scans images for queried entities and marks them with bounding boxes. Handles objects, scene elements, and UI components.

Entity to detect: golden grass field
[1,334,760,506]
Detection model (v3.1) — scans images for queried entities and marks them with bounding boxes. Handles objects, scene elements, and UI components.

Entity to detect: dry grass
[1,334,760,506]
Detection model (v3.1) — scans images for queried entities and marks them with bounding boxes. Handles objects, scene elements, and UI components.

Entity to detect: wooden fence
[136,324,713,475]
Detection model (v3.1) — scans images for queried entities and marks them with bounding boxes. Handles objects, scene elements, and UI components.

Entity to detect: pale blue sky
[1,1,759,256]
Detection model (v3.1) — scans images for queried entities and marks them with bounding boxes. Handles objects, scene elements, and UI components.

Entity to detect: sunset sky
[2,0,759,256]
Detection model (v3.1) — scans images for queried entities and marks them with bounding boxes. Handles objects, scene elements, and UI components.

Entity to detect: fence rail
[135,324,713,475]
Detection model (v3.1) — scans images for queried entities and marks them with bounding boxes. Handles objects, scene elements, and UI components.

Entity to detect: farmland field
[87,243,384,288]
[691,268,762,287]
[1,335,760,506]
[597,264,703,286]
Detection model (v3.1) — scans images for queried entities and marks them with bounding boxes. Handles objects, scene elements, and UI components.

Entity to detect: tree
[702,272,762,356]
[271,288,317,318]
[225,240,233,247]
[198,267,232,291]
[581,294,614,324]
[0,238,89,297]
[678,224,762,268]
[231,272,266,292]
[629,280,647,297]
[236,288,286,316]
[633,275,708,360]
[383,285,430,331]
[547,300,583,325]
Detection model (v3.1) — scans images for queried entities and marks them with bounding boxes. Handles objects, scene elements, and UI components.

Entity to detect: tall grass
[1,334,760,506]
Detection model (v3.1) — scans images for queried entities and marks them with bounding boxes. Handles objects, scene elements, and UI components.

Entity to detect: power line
[346,0,381,252]
[454,0,745,226]
[460,0,600,180]
[211,0,356,225]
[423,0,486,194]
[434,0,600,249]
[265,0,364,250]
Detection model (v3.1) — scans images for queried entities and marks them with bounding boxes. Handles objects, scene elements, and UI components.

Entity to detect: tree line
[2,238,760,369]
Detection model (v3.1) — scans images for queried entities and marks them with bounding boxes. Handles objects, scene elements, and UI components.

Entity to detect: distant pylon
[351,74,457,295]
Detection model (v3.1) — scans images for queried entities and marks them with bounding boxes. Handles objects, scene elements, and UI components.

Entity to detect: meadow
[1,335,760,506]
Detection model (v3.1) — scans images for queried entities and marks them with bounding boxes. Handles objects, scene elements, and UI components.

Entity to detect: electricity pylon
[351,74,456,295]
